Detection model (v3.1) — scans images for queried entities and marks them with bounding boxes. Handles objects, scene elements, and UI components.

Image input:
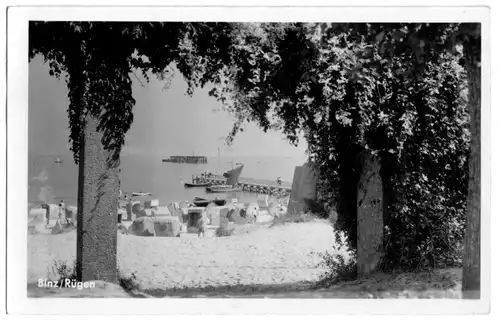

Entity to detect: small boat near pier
[192,196,227,207]
[184,182,211,188]
[132,192,152,197]
[205,186,242,193]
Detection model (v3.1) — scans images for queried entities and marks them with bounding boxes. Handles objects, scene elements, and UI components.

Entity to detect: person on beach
[197,213,209,238]
[43,203,50,226]
[58,200,66,223]
[277,176,283,186]
[65,208,74,226]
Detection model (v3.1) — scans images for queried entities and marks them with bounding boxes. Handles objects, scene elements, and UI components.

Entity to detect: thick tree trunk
[357,151,384,276]
[76,112,119,283]
[462,44,481,299]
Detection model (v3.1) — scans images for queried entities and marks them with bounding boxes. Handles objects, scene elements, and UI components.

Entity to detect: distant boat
[213,198,227,206]
[184,182,211,188]
[55,157,62,164]
[223,164,244,186]
[162,156,207,164]
[193,196,227,207]
[131,192,152,197]
[206,186,242,193]
[193,196,210,207]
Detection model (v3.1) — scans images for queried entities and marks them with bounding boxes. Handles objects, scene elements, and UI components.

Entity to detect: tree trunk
[462,43,481,299]
[357,151,384,276]
[76,112,119,283]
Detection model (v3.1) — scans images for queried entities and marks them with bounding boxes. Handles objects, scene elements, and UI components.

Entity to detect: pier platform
[192,175,291,197]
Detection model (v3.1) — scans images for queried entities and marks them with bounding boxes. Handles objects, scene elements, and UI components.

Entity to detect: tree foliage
[29,22,244,163]
[308,32,469,270]
[208,23,471,270]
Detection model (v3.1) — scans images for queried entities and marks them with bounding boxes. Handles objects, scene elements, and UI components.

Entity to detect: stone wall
[287,163,318,215]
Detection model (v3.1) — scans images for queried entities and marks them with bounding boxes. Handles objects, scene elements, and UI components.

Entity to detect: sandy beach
[28,220,341,296]
[27,218,463,298]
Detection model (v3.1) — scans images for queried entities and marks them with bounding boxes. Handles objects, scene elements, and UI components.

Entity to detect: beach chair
[257,194,270,210]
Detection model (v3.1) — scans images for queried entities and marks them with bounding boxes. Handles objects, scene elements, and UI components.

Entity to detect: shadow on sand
[139,280,365,298]
[138,268,464,299]
[27,268,466,299]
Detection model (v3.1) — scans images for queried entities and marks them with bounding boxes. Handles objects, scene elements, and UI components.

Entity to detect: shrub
[380,169,467,270]
[49,260,142,294]
[50,260,77,286]
[316,232,357,288]
[316,252,357,288]
[118,272,139,292]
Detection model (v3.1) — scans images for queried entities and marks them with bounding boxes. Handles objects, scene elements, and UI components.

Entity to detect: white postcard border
[6,5,491,315]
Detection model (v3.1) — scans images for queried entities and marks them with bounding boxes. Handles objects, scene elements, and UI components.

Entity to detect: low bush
[118,272,139,292]
[50,260,77,286]
[315,231,357,288]
[315,251,357,288]
[49,260,141,294]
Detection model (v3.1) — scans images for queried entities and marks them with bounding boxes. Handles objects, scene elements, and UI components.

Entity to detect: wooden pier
[162,156,208,164]
[192,175,291,197]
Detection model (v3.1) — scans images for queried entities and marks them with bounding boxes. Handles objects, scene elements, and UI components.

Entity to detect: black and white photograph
[5,4,491,315]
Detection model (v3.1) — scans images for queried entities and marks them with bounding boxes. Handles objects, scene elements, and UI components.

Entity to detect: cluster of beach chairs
[27,193,289,237]
[118,195,288,238]
[28,203,77,234]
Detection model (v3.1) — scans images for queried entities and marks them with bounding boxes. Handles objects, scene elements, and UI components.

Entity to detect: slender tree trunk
[357,151,384,276]
[462,42,481,299]
[76,112,119,283]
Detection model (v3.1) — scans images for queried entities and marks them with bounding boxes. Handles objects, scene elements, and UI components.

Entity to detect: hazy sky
[29,55,308,160]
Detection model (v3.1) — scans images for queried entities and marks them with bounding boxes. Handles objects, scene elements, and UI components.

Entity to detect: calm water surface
[28,154,306,206]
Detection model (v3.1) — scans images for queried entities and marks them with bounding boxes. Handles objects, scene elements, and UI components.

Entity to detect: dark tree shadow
[139,281,332,298]
[27,268,464,299]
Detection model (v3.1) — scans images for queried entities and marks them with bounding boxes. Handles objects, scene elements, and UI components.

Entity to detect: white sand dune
[28,220,337,293]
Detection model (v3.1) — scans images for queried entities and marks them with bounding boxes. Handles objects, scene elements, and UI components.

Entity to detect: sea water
[28,154,307,207]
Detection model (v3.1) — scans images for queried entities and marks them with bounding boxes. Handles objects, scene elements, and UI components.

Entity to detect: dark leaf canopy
[29,21,245,163]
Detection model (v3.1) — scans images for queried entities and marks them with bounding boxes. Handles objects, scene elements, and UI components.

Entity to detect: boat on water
[192,196,227,207]
[206,186,242,193]
[223,164,244,185]
[184,182,211,188]
[131,192,152,197]
[55,157,62,164]
[213,198,227,206]
[205,164,245,193]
